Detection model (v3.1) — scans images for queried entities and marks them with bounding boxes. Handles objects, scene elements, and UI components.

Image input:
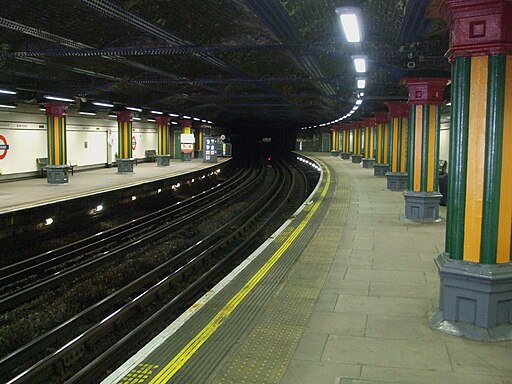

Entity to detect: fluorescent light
[79,111,96,116]
[171,121,178,125]
[182,115,191,119]
[201,119,207,123]
[446,102,451,106]
[151,110,163,115]
[133,117,141,121]
[0,104,16,109]
[147,118,156,122]
[92,102,114,107]
[353,56,367,73]
[0,89,16,95]
[359,92,365,97]
[207,120,213,124]
[193,117,200,121]
[45,218,54,226]
[169,113,179,117]
[357,79,366,89]
[352,106,359,111]
[355,99,363,105]
[44,95,74,102]
[126,106,142,112]
[108,114,117,118]
[336,7,362,43]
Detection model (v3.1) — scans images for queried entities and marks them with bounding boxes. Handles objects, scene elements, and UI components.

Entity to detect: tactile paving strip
[208,159,350,384]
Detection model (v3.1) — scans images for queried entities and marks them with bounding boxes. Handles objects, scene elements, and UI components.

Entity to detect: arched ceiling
[0,0,449,130]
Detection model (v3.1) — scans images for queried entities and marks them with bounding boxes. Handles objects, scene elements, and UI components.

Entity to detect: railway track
[0,155,319,384]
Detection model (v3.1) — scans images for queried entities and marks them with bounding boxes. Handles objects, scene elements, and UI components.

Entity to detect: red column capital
[331,125,340,132]
[362,117,376,127]
[441,0,512,59]
[340,123,353,131]
[374,111,390,124]
[44,102,68,117]
[180,119,192,129]
[353,121,364,130]
[155,116,171,126]
[402,77,449,105]
[386,101,409,118]
[116,110,133,123]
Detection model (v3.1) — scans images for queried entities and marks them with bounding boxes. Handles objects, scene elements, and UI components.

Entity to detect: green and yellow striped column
[44,103,68,166]
[373,111,390,176]
[385,101,408,190]
[330,126,340,156]
[340,123,352,160]
[156,116,170,155]
[432,0,512,334]
[402,77,449,221]
[116,111,134,173]
[351,121,363,163]
[116,111,133,159]
[362,116,376,168]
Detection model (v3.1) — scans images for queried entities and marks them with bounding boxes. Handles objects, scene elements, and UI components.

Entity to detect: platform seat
[36,157,48,177]
[145,149,157,162]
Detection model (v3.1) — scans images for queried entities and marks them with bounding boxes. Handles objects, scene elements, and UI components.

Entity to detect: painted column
[180,119,194,161]
[331,126,340,156]
[340,123,352,160]
[431,0,512,339]
[116,110,134,173]
[385,101,409,190]
[156,116,171,166]
[44,102,69,184]
[403,78,449,221]
[362,116,376,168]
[373,111,390,176]
[351,121,363,163]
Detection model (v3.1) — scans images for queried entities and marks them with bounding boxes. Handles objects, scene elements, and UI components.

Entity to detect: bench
[36,157,48,177]
[145,149,157,162]
[68,160,77,175]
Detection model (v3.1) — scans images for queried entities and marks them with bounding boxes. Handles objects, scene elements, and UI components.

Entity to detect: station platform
[102,153,512,384]
[0,159,229,215]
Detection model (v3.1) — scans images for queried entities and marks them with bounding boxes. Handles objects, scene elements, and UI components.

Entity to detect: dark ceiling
[0,0,449,130]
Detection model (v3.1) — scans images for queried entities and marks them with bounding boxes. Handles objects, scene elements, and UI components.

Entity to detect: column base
[46,165,69,184]
[156,155,171,166]
[341,152,352,160]
[181,152,192,162]
[373,163,389,177]
[386,172,407,190]
[351,154,363,163]
[403,190,442,222]
[117,158,134,173]
[331,150,341,157]
[430,254,512,341]
[362,158,375,168]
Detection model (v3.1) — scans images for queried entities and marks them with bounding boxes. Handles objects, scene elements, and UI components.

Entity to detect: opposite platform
[103,153,512,384]
[0,158,229,214]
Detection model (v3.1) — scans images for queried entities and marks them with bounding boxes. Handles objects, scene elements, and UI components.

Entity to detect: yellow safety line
[147,160,331,384]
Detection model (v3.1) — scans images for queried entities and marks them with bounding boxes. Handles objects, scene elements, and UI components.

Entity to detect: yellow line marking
[146,161,331,384]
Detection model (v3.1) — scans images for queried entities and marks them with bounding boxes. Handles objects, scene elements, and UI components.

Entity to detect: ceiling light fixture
[352,56,367,73]
[0,89,17,95]
[169,113,179,117]
[357,78,366,89]
[355,99,363,105]
[335,7,362,43]
[79,111,96,116]
[0,104,16,109]
[126,106,142,112]
[92,102,114,107]
[44,95,74,102]
[151,110,163,115]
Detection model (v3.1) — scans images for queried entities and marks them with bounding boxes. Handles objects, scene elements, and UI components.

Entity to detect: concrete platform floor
[280,154,512,384]
[0,158,229,214]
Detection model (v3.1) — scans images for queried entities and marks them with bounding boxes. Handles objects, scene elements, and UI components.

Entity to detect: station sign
[0,135,9,160]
